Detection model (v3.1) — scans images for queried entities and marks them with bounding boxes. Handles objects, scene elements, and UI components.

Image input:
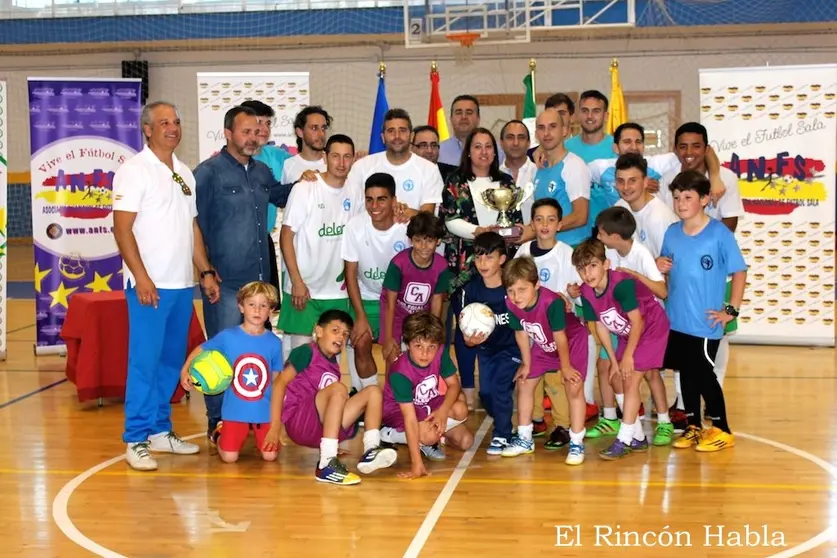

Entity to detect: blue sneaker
[420,444,446,461]
[631,438,649,453]
[487,437,509,456]
[357,446,397,475]
[315,457,361,485]
[565,441,585,465]
[501,435,535,457]
[599,439,632,461]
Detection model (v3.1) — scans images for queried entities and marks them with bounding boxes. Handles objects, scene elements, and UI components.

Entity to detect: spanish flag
[607,58,628,134]
[427,63,450,141]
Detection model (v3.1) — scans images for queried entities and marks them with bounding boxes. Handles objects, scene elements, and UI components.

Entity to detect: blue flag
[369,71,389,154]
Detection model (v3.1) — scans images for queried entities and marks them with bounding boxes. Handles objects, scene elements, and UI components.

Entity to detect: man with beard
[279,135,358,361]
[194,105,297,446]
[281,105,330,183]
[346,108,443,220]
[565,90,614,163]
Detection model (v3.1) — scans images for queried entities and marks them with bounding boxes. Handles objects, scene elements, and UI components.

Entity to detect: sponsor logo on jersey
[319,222,345,237]
[364,267,387,281]
[232,353,270,401]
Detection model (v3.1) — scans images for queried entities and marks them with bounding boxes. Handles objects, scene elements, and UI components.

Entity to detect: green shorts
[599,332,620,360]
[278,294,350,336]
[348,298,381,341]
[724,279,738,334]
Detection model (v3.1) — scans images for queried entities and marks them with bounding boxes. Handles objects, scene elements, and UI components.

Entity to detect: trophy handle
[476,189,494,210]
[513,182,535,211]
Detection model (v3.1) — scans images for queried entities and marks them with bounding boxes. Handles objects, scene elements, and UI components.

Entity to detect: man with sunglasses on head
[113,101,219,472]
[193,105,302,450]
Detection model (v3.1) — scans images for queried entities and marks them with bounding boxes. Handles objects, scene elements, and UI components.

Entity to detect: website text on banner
[700,64,837,347]
[0,80,7,360]
[28,78,143,356]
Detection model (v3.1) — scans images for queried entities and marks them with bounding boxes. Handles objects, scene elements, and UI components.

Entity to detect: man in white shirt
[499,119,538,224]
[113,101,219,472]
[346,108,444,218]
[278,134,356,360]
[613,153,679,258]
[342,172,410,390]
[281,105,330,183]
[657,122,743,232]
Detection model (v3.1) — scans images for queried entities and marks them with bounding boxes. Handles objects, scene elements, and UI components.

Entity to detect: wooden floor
[1,243,836,557]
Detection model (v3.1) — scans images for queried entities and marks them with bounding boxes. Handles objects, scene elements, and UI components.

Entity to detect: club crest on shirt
[394,240,406,252]
[521,320,548,344]
[404,282,431,305]
[548,181,557,193]
[317,370,340,391]
[403,179,415,192]
[232,354,270,401]
[701,255,714,270]
[539,268,551,282]
[342,198,351,212]
[414,375,440,406]
[640,229,647,242]
[601,307,631,335]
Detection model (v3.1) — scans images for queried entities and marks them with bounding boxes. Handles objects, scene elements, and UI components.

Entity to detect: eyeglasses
[412,142,440,150]
[172,172,192,196]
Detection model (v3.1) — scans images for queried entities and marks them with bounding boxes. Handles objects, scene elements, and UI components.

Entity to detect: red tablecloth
[61,291,205,404]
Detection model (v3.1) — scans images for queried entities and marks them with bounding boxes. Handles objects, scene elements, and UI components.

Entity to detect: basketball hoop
[447,32,480,66]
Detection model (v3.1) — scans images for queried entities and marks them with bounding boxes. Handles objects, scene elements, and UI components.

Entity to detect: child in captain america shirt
[180,281,284,463]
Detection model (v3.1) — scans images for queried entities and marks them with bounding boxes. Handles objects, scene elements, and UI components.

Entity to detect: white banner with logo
[0,80,7,359]
[196,72,310,162]
[700,64,837,346]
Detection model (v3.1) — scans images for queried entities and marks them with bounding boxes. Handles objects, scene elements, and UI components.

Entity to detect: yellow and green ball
[189,350,233,395]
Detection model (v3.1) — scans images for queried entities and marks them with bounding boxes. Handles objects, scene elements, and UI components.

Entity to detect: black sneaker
[544,426,570,451]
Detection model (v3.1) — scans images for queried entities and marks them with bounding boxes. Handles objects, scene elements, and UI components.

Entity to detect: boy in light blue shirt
[659,170,746,454]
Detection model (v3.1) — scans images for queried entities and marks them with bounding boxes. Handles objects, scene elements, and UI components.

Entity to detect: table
[61,291,205,404]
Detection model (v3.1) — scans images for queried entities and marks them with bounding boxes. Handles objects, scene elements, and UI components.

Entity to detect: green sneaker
[584,417,620,439]
[653,422,674,446]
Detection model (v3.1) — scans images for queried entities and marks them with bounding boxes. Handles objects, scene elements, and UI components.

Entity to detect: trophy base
[496,225,523,241]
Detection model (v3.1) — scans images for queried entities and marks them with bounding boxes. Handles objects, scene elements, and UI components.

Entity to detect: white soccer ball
[459,302,496,338]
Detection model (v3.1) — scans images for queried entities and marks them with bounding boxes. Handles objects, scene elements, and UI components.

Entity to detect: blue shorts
[599,332,619,360]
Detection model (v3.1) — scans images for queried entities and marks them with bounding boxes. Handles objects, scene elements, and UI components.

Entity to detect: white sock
[362,429,381,453]
[446,417,465,431]
[714,336,730,386]
[319,438,339,469]
[657,411,671,424]
[381,426,407,444]
[615,393,625,411]
[633,419,646,441]
[584,336,597,403]
[603,407,617,420]
[617,421,634,444]
[674,371,685,411]
[346,345,362,392]
[569,428,586,445]
[518,423,534,442]
[359,374,378,389]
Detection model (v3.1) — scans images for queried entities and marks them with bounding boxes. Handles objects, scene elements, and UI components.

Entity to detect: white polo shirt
[113,146,198,290]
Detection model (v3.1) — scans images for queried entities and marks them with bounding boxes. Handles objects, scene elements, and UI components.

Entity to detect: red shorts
[218,420,272,453]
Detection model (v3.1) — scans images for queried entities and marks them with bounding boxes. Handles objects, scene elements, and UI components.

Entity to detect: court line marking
[736,432,837,558]
[0,378,67,410]
[49,429,837,558]
[402,416,493,558]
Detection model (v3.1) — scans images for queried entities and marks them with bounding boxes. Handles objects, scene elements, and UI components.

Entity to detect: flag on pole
[607,58,628,134]
[523,59,537,119]
[369,62,389,154]
[428,62,449,141]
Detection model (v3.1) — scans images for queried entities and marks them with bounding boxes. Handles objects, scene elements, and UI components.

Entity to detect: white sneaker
[148,431,200,455]
[565,442,585,465]
[126,442,158,471]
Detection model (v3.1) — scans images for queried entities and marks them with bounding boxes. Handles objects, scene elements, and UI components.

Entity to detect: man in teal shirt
[564,90,614,163]
[241,100,291,296]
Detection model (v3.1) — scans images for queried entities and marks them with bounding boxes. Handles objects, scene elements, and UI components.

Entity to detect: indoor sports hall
[0,0,836,556]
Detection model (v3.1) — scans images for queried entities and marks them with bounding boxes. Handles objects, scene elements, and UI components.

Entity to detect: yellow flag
[607,58,627,134]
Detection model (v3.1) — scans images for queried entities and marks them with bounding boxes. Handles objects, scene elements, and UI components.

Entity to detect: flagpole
[529,58,536,108]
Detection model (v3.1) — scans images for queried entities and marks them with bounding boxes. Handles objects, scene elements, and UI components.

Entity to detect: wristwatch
[200,269,217,280]
[724,305,739,318]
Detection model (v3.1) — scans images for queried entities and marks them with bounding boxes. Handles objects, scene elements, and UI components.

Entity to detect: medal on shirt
[476,182,534,240]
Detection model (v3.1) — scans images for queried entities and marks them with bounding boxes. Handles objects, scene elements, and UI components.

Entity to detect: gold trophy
[477,182,534,240]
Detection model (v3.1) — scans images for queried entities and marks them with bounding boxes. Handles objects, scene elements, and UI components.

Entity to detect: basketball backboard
[403,0,636,49]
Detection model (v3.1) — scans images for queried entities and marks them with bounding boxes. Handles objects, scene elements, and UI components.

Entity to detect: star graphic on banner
[243,369,259,386]
[34,263,52,293]
[85,272,113,293]
[49,282,78,309]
